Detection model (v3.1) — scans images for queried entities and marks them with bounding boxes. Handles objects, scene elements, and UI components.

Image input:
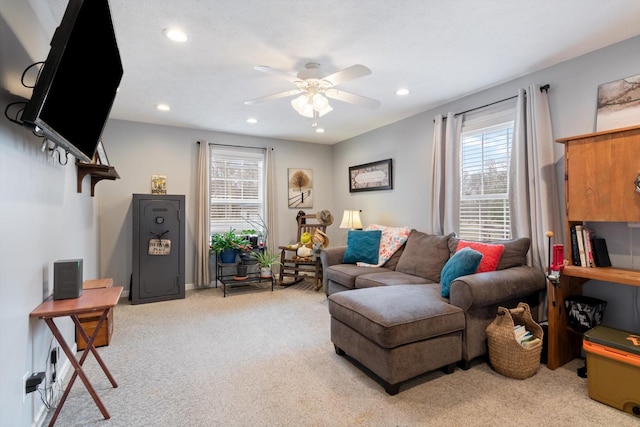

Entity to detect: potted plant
[210,229,253,263]
[249,250,282,278]
[240,229,259,246]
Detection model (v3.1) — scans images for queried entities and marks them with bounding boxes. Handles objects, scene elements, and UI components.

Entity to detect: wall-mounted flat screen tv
[21,0,123,163]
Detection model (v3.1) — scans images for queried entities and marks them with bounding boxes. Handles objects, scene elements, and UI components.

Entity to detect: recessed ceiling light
[315,127,325,133]
[163,28,187,42]
[395,88,410,96]
[156,104,170,111]
[246,118,257,124]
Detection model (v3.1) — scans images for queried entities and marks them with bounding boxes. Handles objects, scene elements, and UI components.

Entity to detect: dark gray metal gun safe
[132,194,185,304]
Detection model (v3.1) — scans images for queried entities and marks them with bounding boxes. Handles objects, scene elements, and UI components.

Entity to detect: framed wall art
[288,168,313,208]
[596,73,640,131]
[151,175,167,195]
[349,158,393,192]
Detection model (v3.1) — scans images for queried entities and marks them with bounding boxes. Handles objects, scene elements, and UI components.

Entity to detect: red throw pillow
[456,240,505,273]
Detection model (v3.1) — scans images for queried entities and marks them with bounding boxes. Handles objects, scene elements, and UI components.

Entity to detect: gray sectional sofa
[320,229,546,394]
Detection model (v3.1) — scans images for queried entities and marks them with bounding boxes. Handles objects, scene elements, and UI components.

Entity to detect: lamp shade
[339,210,362,229]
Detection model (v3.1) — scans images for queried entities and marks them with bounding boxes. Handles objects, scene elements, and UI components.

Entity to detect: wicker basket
[486,302,543,379]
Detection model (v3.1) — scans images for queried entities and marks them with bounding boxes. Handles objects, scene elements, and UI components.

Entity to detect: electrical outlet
[22,372,29,403]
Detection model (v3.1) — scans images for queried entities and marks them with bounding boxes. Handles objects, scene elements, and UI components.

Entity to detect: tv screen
[21,0,123,163]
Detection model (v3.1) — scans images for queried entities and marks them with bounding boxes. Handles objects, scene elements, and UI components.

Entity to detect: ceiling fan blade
[323,64,371,86]
[254,65,301,83]
[325,89,380,109]
[244,89,302,105]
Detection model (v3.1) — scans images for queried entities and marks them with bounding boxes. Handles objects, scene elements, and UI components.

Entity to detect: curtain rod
[454,94,518,118]
[197,141,268,151]
[438,84,550,120]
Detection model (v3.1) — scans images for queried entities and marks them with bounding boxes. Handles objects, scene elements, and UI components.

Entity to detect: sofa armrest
[448,265,546,312]
[320,246,347,267]
[319,246,347,292]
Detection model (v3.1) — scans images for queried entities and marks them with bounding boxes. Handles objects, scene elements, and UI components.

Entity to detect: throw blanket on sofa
[356,224,411,267]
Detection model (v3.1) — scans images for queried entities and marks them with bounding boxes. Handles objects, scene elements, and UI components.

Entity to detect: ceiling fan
[245,62,380,127]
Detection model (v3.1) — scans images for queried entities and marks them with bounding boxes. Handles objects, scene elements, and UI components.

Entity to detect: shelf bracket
[76,162,120,197]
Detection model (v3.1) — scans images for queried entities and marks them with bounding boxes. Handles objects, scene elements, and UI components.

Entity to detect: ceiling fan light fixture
[301,106,315,118]
[312,93,329,111]
[291,94,309,115]
[249,63,379,129]
[317,104,333,117]
[292,93,332,118]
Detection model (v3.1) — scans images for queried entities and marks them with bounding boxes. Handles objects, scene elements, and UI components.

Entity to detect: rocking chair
[278,213,326,290]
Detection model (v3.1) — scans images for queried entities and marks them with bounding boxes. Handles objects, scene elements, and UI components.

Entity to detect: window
[209,145,265,235]
[458,103,515,241]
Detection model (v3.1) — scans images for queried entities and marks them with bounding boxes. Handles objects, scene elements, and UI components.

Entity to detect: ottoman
[328,284,465,395]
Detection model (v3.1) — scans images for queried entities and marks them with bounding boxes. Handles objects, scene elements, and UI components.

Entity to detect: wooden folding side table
[30,286,123,426]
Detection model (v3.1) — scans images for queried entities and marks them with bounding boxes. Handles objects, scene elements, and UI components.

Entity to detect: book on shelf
[570,225,581,266]
[575,224,587,267]
[591,237,612,267]
[583,226,596,268]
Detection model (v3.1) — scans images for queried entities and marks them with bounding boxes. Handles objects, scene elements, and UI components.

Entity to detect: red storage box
[583,326,640,417]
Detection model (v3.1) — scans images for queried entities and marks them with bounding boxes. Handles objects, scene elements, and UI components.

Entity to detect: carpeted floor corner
[43,280,638,426]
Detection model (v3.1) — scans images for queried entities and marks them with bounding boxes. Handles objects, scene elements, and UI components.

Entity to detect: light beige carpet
[43,281,638,426]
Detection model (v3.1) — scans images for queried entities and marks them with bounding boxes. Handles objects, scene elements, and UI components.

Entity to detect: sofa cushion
[355,271,434,289]
[357,224,411,267]
[326,264,393,290]
[456,240,504,273]
[382,244,405,270]
[395,230,453,282]
[440,247,483,298]
[495,237,530,270]
[343,230,382,264]
[449,237,530,270]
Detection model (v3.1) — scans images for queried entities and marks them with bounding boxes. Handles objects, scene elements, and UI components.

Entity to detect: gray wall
[0,89,101,425]
[1,7,639,423]
[98,121,334,291]
[331,36,640,334]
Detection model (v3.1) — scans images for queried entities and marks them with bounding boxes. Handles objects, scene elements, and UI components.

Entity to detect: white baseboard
[119,282,198,301]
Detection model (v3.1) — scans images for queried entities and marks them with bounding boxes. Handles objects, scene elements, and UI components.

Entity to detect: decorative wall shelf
[76,162,120,196]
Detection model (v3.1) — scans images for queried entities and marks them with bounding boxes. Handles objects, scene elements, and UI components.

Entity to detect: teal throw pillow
[440,247,483,298]
[342,230,382,264]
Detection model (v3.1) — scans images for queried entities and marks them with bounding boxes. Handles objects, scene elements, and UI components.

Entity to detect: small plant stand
[215,258,274,297]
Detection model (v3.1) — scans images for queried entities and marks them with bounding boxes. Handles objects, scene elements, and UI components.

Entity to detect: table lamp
[340,210,362,230]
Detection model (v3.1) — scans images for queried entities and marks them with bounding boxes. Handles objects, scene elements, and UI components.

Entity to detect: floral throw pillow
[357,224,411,267]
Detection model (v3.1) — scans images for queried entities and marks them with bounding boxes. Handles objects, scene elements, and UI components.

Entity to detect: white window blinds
[209,146,265,235]
[459,101,515,241]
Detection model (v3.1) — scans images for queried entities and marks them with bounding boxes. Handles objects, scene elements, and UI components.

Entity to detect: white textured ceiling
[5,0,640,144]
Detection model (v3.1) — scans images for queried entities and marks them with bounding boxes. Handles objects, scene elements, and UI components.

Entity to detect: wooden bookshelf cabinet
[548,125,640,369]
